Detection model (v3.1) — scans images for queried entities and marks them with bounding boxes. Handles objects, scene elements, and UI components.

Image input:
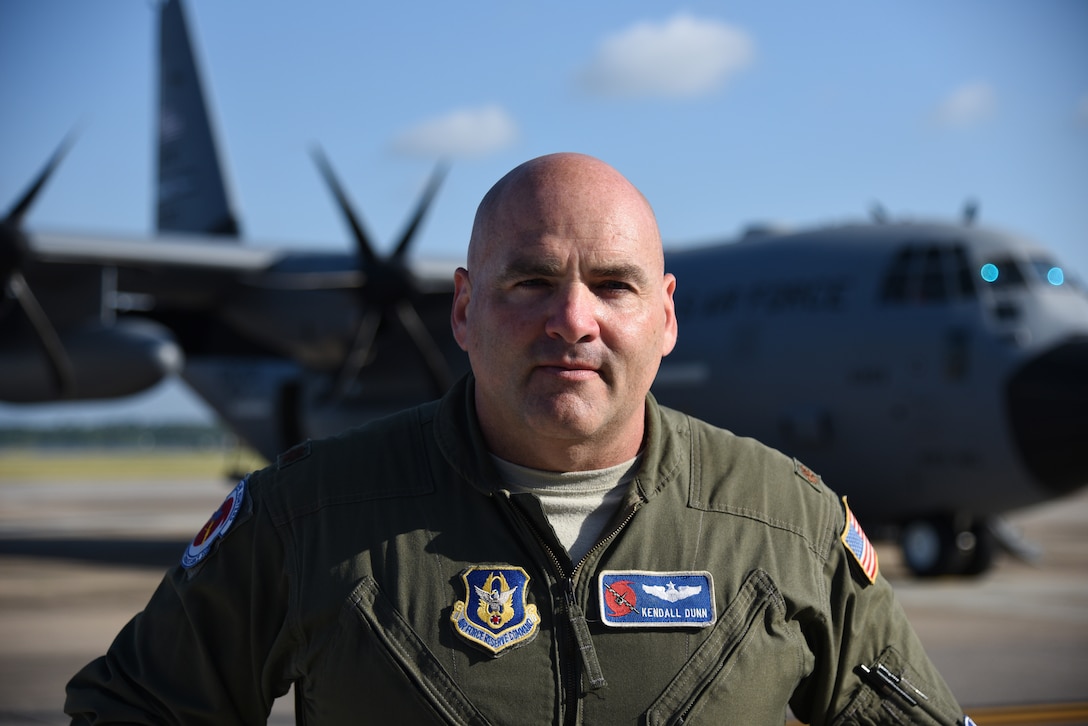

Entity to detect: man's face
[451,162,677,469]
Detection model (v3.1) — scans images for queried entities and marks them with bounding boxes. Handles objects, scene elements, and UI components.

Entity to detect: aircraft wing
[29,231,286,271]
[27,230,459,306]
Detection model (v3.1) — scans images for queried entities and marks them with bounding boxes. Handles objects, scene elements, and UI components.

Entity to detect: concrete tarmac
[1,473,1086,725]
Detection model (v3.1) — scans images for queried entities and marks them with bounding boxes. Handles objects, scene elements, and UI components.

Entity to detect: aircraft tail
[156,0,242,237]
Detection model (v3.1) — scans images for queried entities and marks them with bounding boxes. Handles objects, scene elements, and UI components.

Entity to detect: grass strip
[0,449,267,480]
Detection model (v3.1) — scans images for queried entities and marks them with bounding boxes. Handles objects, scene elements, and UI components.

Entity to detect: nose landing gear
[899,514,997,577]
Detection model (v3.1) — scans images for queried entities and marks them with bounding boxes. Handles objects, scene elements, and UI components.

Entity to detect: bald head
[468,153,662,272]
[452,152,677,471]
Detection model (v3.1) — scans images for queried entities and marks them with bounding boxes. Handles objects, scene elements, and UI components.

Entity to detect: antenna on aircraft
[963,198,979,226]
[869,202,888,224]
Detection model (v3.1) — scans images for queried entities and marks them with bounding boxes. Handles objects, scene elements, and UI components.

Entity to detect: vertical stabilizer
[157,0,241,237]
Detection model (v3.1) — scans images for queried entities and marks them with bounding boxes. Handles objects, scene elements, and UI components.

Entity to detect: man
[66,153,972,724]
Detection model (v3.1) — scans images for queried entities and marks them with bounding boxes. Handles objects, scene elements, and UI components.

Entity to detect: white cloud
[933,82,996,129]
[390,105,518,158]
[578,14,754,99]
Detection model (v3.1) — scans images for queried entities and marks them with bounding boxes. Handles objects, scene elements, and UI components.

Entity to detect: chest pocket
[645,569,803,725]
[301,577,491,726]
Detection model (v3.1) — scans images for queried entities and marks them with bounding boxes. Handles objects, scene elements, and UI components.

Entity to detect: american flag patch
[841,498,879,584]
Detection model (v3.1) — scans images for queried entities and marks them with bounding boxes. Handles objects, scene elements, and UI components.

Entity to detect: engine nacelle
[0,318,182,402]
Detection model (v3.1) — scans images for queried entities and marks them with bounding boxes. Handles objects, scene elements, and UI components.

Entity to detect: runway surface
[1,470,1086,725]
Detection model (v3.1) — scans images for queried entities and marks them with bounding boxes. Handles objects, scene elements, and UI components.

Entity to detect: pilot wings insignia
[642,581,702,602]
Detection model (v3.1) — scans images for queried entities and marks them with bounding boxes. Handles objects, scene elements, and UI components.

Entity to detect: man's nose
[544,283,599,343]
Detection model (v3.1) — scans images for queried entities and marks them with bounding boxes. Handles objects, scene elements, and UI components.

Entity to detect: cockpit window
[1027,258,1074,288]
[883,245,1085,304]
[978,258,1026,288]
[880,243,975,304]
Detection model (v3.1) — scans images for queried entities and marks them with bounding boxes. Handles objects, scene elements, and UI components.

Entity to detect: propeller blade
[310,145,379,269]
[392,299,453,395]
[5,131,78,226]
[7,271,76,397]
[390,162,448,263]
[310,150,452,399]
[329,308,383,401]
[2,132,80,398]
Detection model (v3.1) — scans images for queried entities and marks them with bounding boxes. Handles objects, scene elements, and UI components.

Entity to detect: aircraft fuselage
[654,223,1088,528]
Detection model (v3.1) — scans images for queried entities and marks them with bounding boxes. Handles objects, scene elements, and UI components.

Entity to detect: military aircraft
[4,0,1087,577]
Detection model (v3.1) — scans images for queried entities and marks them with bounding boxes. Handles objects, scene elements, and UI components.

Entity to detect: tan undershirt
[492,454,641,563]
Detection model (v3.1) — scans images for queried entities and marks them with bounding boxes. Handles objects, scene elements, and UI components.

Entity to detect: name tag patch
[599,570,715,628]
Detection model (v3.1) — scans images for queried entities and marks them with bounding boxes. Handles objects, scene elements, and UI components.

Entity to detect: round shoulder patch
[182,478,246,568]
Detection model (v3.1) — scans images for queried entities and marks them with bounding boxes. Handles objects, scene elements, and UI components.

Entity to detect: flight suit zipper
[499,492,641,723]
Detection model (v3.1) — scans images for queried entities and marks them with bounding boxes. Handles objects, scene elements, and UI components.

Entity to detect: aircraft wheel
[959,520,997,576]
[899,516,964,577]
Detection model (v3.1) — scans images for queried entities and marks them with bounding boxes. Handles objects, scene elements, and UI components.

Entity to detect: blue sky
[2,0,1086,426]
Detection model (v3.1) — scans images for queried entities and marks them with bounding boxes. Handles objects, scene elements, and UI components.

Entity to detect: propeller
[1,135,78,397]
[310,147,453,400]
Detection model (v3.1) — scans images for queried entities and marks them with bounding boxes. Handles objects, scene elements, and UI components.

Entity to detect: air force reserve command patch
[451,566,540,656]
[182,478,246,569]
[599,571,715,628]
[841,497,879,584]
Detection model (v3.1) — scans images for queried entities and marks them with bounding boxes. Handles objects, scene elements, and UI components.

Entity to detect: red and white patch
[182,479,245,568]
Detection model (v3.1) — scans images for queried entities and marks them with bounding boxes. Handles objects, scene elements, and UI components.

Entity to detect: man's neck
[475,401,647,472]
[493,433,642,473]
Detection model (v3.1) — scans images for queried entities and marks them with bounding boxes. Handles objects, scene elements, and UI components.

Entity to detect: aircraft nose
[1006,336,1088,496]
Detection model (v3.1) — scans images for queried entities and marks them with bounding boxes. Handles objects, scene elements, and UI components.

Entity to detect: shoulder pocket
[647,569,802,725]
[832,645,959,725]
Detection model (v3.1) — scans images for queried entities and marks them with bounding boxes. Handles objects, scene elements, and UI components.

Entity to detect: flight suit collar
[432,373,687,504]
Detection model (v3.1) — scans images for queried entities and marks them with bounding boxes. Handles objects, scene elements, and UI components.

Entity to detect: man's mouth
[535,362,600,381]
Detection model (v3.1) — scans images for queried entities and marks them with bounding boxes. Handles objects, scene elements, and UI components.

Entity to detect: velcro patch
[841,497,879,584]
[182,478,246,568]
[794,459,823,489]
[599,571,715,628]
[277,440,311,468]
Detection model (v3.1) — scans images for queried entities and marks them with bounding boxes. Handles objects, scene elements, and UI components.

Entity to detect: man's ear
[661,273,678,356]
[451,267,471,352]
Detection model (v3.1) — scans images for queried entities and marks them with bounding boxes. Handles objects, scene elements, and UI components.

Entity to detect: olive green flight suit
[66,374,968,725]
